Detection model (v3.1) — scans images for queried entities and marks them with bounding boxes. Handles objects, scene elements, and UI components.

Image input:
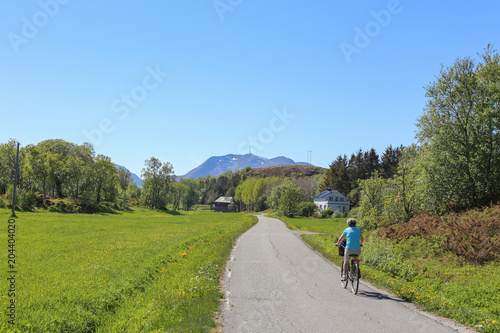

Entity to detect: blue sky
[1,1,499,176]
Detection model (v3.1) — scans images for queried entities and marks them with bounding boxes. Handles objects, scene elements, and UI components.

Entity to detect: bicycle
[337,243,361,295]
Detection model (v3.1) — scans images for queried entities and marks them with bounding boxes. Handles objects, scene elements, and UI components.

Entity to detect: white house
[313,189,350,213]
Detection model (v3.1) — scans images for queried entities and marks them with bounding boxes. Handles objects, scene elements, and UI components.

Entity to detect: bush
[359,217,378,231]
[312,212,322,219]
[332,210,342,219]
[19,191,36,211]
[347,207,360,218]
[0,197,6,208]
[297,202,316,217]
[380,206,500,265]
[321,208,333,218]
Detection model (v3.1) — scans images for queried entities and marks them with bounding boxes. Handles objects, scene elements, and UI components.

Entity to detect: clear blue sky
[1,1,499,176]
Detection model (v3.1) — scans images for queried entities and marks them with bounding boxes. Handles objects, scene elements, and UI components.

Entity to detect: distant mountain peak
[182,153,310,179]
[114,164,143,187]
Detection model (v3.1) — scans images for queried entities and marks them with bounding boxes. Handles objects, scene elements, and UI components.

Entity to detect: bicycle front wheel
[350,261,359,295]
[341,259,348,289]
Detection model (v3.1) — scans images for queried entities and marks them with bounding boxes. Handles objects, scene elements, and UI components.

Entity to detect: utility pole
[11,142,20,218]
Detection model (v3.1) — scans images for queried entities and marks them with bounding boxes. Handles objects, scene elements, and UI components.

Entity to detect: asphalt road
[221,215,473,333]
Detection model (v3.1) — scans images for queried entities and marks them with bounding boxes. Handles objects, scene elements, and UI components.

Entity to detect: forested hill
[246,165,324,178]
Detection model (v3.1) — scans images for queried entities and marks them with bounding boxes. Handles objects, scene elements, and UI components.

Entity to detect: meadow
[280,216,500,333]
[0,208,257,332]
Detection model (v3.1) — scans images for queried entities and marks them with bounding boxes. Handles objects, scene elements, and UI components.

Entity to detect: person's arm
[360,235,364,246]
[335,234,345,247]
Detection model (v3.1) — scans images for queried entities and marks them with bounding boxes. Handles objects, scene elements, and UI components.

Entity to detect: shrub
[347,207,360,218]
[312,212,322,219]
[379,206,500,265]
[321,208,334,218]
[297,201,316,217]
[359,217,378,231]
[0,197,6,208]
[332,210,342,219]
[19,191,36,211]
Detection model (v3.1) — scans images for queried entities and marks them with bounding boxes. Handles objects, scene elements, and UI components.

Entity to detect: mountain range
[182,153,310,179]
[115,154,311,186]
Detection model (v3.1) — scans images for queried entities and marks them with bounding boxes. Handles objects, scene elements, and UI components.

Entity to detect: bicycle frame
[338,244,361,294]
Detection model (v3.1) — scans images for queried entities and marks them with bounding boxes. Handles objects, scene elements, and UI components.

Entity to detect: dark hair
[347,218,356,227]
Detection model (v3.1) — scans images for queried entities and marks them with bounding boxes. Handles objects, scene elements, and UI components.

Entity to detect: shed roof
[215,196,233,204]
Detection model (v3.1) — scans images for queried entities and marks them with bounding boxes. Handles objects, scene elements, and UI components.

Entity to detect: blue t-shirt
[343,227,362,249]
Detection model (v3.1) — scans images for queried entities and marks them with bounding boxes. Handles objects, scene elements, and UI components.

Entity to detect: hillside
[247,164,325,178]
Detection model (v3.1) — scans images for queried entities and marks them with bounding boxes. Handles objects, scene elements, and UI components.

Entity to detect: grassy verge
[0,208,257,332]
[281,215,499,333]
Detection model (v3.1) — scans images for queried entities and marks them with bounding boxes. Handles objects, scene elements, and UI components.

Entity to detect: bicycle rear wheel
[341,259,348,289]
[350,261,359,295]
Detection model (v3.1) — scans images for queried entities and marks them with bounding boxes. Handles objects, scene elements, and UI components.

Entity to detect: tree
[141,157,174,209]
[416,45,500,211]
[25,145,51,203]
[66,144,94,199]
[267,180,301,215]
[0,139,25,195]
[380,144,403,179]
[358,171,387,229]
[36,139,75,198]
[90,155,117,203]
[182,178,199,210]
[297,201,316,217]
[383,145,420,223]
[278,183,302,215]
[117,167,132,209]
[322,155,351,196]
[171,181,187,211]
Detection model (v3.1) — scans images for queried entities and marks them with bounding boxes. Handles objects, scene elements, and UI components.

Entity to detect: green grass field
[0,208,257,332]
[282,216,500,333]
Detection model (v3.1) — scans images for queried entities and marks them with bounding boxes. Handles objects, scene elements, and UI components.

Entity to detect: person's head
[347,218,356,227]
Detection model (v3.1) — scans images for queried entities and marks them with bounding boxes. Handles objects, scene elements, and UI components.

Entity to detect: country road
[221,215,473,333]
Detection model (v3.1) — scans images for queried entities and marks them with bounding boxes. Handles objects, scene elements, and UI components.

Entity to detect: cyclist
[335,218,363,281]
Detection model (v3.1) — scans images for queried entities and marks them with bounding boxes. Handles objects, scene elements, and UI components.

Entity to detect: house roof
[215,196,233,204]
[314,190,347,199]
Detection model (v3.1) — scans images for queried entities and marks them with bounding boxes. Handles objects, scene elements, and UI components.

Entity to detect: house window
[340,197,344,202]
[329,197,333,201]
[335,197,338,202]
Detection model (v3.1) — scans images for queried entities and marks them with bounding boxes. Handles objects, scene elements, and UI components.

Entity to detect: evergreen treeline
[320,145,403,207]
